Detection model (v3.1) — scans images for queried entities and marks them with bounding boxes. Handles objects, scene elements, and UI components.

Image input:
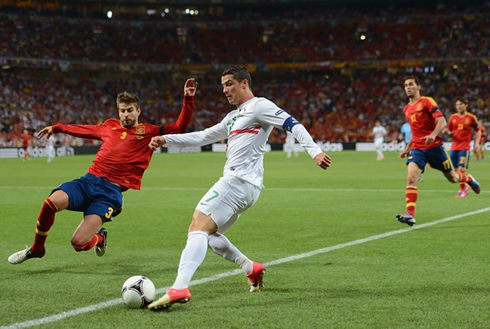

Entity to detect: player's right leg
[8,190,68,264]
[396,160,422,226]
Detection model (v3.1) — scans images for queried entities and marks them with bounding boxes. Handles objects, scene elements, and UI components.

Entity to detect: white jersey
[372,125,387,146]
[164,97,323,188]
[372,125,387,139]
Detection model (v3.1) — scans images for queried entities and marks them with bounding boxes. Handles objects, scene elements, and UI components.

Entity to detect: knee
[407,175,418,186]
[188,211,218,234]
[70,237,89,251]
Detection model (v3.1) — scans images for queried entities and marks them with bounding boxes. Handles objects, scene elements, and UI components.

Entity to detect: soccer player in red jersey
[446,97,481,198]
[8,78,197,264]
[396,76,481,226]
[20,128,32,162]
[475,120,486,161]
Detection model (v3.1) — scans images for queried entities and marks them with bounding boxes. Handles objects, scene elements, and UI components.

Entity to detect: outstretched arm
[290,123,331,171]
[162,78,197,134]
[38,126,54,140]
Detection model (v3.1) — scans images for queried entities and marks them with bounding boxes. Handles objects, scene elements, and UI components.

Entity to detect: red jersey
[447,112,479,151]
[52,96,194,191]
[479,125,487,144]
[403,96,444,150]
[21,133,30,148]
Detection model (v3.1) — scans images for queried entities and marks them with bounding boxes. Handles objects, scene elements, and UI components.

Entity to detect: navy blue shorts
[450,150,470,169]
[52,173,123,222]
[407,146,453,173]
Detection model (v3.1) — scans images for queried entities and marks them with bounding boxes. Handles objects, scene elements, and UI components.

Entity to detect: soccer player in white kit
[284,131,298,158]
[372,120,387,160]
[148,65,332,310]
[46,134,57,163]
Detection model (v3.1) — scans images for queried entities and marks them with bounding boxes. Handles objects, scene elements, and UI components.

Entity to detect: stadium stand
[1,1,489,146]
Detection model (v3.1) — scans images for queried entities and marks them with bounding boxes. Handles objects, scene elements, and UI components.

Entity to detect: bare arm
[421,116,447,145]
[398,138,412,158]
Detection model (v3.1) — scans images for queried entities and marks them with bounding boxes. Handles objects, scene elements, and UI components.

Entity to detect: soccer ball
[121,275,156,309]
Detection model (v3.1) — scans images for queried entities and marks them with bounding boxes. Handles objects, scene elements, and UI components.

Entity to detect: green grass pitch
[0,151,489,328]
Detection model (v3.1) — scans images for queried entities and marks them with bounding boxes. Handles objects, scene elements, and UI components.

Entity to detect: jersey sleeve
[164,112,231,147]
[161,95,195,135]
[424,97,444,119]
[254,98,323,158]
[52,122,105,140]
[447,114,455,132]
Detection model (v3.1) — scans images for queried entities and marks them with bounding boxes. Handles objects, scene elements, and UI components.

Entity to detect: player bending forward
[8,79,196,264]
[147,65,331,310]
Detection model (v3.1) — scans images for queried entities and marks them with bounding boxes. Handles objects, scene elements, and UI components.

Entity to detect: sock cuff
[45,198,58,212]
[188,231,209,239]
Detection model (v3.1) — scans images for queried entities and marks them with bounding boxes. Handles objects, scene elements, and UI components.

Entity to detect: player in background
[399,122,412,146]
[8,79,197,265]
[21,128,32,162]
[446,97,481,198]
[396,76,481,226]
[475,120,486,161]
[372,120,387,160]
[147,65,331,310]
[284,131,298,158]
[46,134,57,163]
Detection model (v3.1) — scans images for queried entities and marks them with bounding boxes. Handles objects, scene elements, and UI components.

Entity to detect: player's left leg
[455,165,469,198]
[70,214,105,252]
[208,232,266,291]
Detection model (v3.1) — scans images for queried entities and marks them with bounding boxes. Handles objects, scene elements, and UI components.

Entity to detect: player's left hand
[184,78,197,96]
[314,153,332,170]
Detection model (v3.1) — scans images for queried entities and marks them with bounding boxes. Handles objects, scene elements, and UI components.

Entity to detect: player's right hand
[398,148,409,158]
[38,126,53,139]
[149,136,166,151]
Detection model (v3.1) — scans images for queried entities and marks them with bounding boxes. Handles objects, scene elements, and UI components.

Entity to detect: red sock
[71,234,103,252]
[31,199,58,254]
[405,186,418,216]
[458,172,472,184]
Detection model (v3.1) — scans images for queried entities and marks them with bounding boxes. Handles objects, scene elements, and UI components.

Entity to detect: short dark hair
[116,91,140,109]
[404,76,421,86]
[222,65,252,90]
[455,97,469,105]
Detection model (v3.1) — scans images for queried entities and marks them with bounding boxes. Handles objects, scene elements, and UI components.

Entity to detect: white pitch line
[2,207,489,329]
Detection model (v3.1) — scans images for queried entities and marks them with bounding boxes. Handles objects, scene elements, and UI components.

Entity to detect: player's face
[404,79,420,98]
[118,103,141,129]
[221,74,245,106]
[455,101,467,114]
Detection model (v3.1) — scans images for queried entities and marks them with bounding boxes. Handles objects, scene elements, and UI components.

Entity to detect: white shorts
[374,138,384,148]
[195,175,261,233]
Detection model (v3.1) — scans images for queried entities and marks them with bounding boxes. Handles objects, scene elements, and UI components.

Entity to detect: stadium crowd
[1,2,489,147]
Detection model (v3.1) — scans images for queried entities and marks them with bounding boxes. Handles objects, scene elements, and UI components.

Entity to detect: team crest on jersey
[135,126,145,135]
[416,104,423,111]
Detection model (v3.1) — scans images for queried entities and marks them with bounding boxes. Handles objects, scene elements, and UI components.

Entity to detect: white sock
[208,232,253,274]
[172,231,209,290]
